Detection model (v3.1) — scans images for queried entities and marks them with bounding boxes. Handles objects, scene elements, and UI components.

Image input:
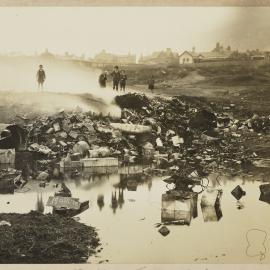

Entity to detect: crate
[161,193,195,225]
[81,157,118,167]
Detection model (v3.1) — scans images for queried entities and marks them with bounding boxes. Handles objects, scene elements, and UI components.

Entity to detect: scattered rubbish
[158,225,170,237]
[231,185,246,200]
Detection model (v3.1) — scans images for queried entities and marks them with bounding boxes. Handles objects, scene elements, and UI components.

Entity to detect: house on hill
[94,50,136,65]
[139,48,179,65]
[179,43,234,64]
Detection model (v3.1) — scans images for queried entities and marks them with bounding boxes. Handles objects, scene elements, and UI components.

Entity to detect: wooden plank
[46,196,81,210]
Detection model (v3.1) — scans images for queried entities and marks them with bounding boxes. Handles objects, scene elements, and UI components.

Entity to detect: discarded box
[81,157,118,167]
[0,149,15,164]
[231,185,246,200]
[161,192,197,225]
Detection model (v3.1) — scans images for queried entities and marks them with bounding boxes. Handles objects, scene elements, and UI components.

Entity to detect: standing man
[148,75,155,93]
[36,65,46,91]
[111,66,121,91]
[120,70,127,92]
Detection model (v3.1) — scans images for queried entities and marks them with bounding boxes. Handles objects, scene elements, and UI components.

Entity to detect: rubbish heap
[10,93,261,178]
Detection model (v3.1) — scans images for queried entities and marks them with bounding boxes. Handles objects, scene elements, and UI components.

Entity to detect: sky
[0,7,269,57]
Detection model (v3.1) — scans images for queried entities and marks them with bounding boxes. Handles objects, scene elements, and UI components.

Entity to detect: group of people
[99,65,155,93]
[36,64,155,93]
[99,66,127,91]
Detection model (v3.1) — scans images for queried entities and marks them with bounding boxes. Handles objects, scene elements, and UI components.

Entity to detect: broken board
[46,196,81,210]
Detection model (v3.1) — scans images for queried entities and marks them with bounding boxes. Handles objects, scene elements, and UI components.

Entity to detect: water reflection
[97,194,105,211]
[35,193,45,214]
[118,188,124,209]
[111,190,118,214]
[2,162,270,263]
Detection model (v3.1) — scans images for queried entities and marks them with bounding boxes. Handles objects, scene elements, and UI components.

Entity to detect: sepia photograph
[0,1,270,269]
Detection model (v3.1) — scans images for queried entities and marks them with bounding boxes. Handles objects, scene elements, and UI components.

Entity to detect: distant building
[139,48,179,65]
[94,50,136,64]
[250,55,265,60]
[247,49,268,60]
[179,43,234,64]
[40,49,55,59]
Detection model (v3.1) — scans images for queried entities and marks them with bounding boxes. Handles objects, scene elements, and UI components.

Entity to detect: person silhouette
[36,65,46,91]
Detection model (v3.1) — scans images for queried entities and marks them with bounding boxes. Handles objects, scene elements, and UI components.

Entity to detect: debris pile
[10,93,262,178]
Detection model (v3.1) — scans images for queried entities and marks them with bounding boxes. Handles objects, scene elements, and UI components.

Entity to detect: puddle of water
[0,165,270,264]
